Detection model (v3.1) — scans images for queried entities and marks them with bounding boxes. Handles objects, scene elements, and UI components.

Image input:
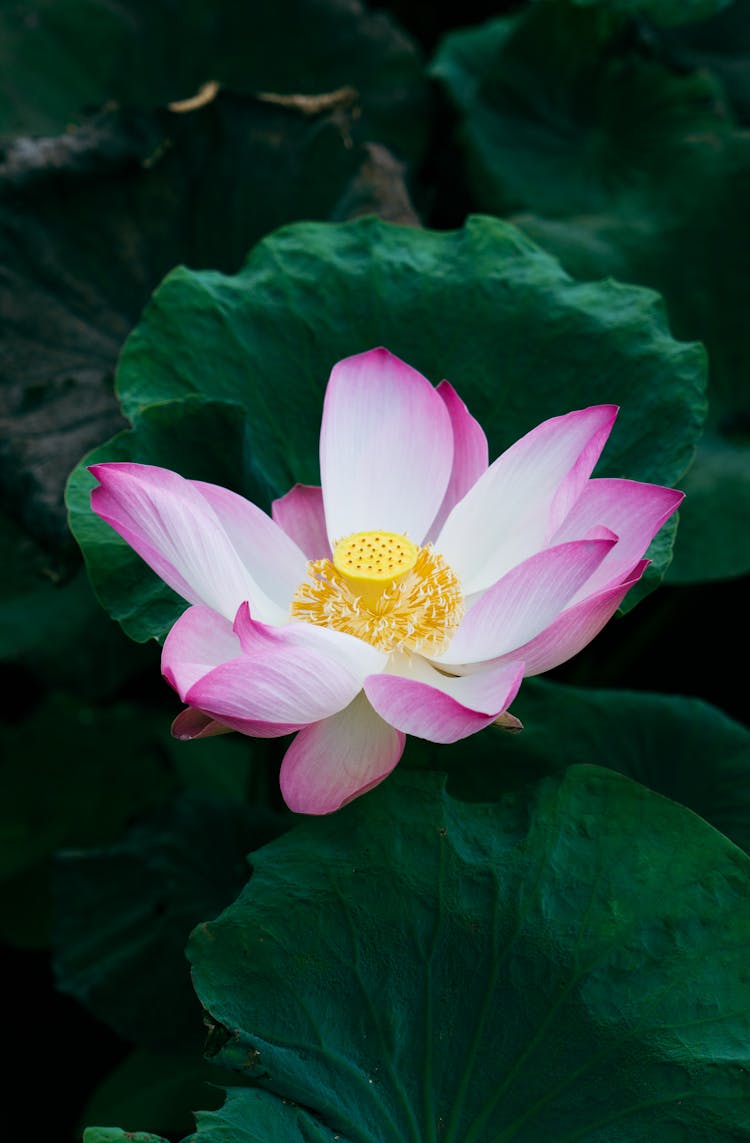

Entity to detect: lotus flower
[90,348,682,814]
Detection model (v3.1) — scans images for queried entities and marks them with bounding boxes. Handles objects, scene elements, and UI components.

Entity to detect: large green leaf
[184,767,750,1140]
[53,792,288,1053]
[0,0,429,161]
[68,215,705,642]
[432,4,750,582]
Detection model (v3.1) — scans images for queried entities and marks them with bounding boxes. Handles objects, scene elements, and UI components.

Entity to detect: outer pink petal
[319,347,453,545]
[192,479,307,608]
[549,478,684,603]
[89,463,292,623]
[364,657,524,744]
[426,380,489,542]
[161,604,242,697]
[185,639,366,736]
[272,484,331,560]
[435,405,618,595]
[280,693,405,815]
[478,560,649,676]
[437,537,616,666]
[171,708,233,740]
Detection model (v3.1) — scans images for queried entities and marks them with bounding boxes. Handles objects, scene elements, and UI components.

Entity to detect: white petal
[320,348,453,545]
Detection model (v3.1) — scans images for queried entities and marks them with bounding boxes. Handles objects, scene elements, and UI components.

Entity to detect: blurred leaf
[83,1050,233,1140]
[0,862,51,948]
[659,0,750,123]
[185,767,750,1140]
[432,4,750,582]
[431,6,728,216]
[0,89,369,557]
[531,0,731,27]
[0,559,156,699]
[665,430,750,582]
[53,792,289,1053]
[0,694,175,880]
[83,1130,169,1143]
[67,215,705,642]
[164,733,258,807]
[0,0,429,161]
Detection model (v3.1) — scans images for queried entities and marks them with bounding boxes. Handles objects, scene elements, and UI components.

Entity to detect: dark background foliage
[2,1,748,1140]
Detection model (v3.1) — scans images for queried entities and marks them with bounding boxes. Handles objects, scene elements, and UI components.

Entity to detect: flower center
[333,530,419,606]
[290,529,464,654]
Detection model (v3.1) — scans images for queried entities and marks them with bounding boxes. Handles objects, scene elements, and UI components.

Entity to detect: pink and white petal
[547,412,620,535]
[320,348,453,545]
[192,479,307,611]
[549,478,684,603]
[435,405,618,595]
[280,693,405,815]
[426,380,489,542]
[90,463,254,617]
[89,463,279,621]
[272,484,331,560]
[185,640,365,733]
[161,604,242,698]
[364,656,524,744]
[171,708,233,740]
[468,560,649,677]
[232,601,387,678]
[436,537,616,666]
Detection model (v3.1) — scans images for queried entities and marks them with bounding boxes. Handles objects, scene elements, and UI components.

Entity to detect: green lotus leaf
[182,767,750,1140]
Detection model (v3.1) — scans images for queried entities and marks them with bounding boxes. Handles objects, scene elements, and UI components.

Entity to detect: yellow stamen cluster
[290,530,464,655]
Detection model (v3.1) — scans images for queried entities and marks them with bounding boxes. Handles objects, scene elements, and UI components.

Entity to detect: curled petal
[549,478,684,603]
[185,638,367,737]
[162,604,242,698]
[437,537,616,666]
[272,484,331,560]
[171,708,233,740]
[436,405,618,595]
[426,380,489,542]
[280,693,405,815]
[232,601,386,679]
[320,347,453,545]
[364,657,524,744]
